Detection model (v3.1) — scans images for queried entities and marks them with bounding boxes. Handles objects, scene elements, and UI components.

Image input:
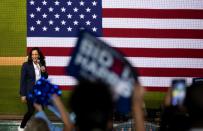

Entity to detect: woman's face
[32,50,39,63]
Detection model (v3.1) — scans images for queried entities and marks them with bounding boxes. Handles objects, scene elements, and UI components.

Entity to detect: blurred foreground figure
[185,81,203,131]
[25,94,71,131]
[25,117,49,131]
[160,80,203,131]
[69,81,114,131]
[70,80,145,131]
[23,80,146,131]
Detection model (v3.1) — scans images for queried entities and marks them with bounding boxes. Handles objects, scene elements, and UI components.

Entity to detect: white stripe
[45,56,203,69]
[128,57,203,69]
[48,75,77,85]
[27,37,77,47]
[102,0,203,9]
[48,75,193,87]
[46,56,71,67]
[103,18,203,29]
[139,77,193,87]
[102,38,203,49]
[27,37,203,49]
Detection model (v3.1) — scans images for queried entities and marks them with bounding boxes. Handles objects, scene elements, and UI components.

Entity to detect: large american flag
[27,0,203,92]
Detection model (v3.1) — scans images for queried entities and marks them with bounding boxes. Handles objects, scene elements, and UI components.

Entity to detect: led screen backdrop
[27,0,203,92]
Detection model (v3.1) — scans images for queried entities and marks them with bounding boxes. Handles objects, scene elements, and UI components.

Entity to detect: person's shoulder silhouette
[185,81,203,130]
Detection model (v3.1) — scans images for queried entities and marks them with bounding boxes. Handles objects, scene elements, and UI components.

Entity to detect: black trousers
[20,100,35,128]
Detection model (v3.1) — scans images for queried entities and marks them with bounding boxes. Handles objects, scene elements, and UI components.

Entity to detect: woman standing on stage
[18,47,48,131]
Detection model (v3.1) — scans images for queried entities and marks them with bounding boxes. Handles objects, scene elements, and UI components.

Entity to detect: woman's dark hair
[28,47,46,66]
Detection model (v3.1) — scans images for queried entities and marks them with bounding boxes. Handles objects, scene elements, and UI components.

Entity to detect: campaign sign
[67,31,139,114]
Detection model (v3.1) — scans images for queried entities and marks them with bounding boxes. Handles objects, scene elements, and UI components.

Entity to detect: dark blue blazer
[19,62,48,96]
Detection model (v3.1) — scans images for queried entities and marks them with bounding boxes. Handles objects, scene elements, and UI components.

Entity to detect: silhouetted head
[70,80,113,131]
[25,117,49,131]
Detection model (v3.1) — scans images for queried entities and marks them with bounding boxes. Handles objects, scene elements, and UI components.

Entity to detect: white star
[54,1,60,6]
[80,1,84,6]
[67,1,72,6]
[86,7,91,12]
[55,27,60,31]
[36,20,41,25]
[61,20,66,25]
[86,21,91,25]
[67,14,72,19]
[36,7,41,12]
[48,7,54,12]
[92,14,97,19]
[42,0,47,5]
[61,7,66,12]
[42,13,47,18]
[92,27,97,32]
[54,14,60,19]
[42,26,47,31]
[73,7,78,12]
[30,13,35,18]
[92,1,97,6]
[30,26,35,31]
[30,0,35,5]
[67,27,72,31]
[80,14,85,19]
[49,20,54,25]
[73,21,78,25]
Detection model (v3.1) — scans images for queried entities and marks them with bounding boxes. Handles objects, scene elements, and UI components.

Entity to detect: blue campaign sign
[67,31,139,114]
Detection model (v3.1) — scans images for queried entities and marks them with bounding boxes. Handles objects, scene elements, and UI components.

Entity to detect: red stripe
[47,67,203,77]
[138,68,203,77]
[47,67,67,75]
[116,48,203,58]
[144,86,168,92]
[59,85,74,90]
[59,85,168,92]
[28,47,203,58]
[27,47,74,56]
[103,28,203,39]
[103,8,203,19]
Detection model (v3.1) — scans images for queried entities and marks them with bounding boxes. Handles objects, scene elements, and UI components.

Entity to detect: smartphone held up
[171,79,187,106]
